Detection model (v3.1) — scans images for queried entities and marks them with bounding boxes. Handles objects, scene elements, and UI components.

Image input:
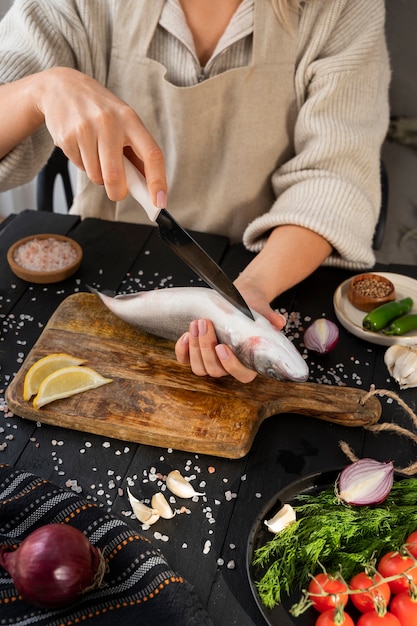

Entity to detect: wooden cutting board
[6,293,381,459]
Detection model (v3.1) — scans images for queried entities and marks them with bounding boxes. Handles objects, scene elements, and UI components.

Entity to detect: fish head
[235,335,309,382]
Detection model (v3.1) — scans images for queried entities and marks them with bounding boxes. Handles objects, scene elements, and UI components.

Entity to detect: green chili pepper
[383,313,417,335]
[362,297,414,332]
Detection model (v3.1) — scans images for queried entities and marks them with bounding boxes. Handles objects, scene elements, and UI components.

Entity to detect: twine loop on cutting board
[340,385,417,475]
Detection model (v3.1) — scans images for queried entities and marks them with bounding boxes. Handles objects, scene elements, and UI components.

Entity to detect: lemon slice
[33,365,113,409]
[23,353,87,401]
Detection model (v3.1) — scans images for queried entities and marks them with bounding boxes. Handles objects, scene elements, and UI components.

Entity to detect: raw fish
[91,287,309,382]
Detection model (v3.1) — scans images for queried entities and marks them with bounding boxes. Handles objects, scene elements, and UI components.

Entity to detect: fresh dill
[253,478,417,610]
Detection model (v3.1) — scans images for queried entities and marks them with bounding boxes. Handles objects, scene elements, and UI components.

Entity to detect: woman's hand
[31,68,167,205]
[174,285,286,383]
[174,224,332,383]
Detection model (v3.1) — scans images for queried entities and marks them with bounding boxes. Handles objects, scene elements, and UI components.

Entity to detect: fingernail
[190,320,199,337]
[156,190,166,208]
[215,344,228,361]
[181,332,189,345]
[198,319,207,336]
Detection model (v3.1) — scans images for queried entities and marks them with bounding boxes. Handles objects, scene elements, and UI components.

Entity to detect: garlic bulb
[127,488,160,525]
[264,504,296,534]
[151,492,175,519]
[384,344,417,389]
[166,470,205,498]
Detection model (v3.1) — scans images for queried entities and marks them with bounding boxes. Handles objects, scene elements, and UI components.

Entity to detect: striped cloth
[0,464,213,626]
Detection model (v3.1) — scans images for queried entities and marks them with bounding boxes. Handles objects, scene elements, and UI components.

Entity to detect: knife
[123,156,254,320]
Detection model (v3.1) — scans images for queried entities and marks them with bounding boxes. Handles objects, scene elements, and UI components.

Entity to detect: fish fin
[86,285,116,297]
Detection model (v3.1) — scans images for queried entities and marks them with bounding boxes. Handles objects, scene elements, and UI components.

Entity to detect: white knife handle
[123,156,160,222]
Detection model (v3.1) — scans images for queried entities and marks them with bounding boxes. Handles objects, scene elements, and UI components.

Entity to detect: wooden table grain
[1,209,417,625]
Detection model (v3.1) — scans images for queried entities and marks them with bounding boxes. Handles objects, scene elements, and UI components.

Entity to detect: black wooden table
[1,209,416,625]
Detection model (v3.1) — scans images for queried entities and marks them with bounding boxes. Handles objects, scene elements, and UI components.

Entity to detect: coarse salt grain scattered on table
[203,540,211,554]
[13,237,78,272]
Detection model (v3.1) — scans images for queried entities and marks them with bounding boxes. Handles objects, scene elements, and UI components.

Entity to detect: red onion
[336,458,394,506]
[0,524,106,608]
[304,318,339,354]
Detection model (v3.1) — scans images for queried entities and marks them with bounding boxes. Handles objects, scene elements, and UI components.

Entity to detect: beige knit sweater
[0,0,390,269]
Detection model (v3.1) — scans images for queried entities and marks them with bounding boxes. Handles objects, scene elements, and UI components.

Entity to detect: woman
[0,0,390,382]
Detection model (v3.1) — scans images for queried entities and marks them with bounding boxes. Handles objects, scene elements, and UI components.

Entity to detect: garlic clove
[166,470,205,498]
[384,344,403,371]
[384,344,417,389]
[393,352,416,383]
[264,503,296,534]
[151,492,176,519]
[127,488,160,525]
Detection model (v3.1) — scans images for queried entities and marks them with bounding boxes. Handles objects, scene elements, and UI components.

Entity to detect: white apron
[71,0,298,243]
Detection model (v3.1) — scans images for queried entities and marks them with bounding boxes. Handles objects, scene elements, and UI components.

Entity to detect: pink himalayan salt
[13,237,78,272]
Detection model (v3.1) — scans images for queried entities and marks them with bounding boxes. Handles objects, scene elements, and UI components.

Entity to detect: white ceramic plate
[333,272,417,346]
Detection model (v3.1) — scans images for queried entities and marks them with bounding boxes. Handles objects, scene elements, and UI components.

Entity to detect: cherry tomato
[349,571,391,613]
[315,608,354,626]
[308,573,349,612]
[378,551,417,594]
[390,591,417,626]
[405,531,417,558]
[357,612,401,626]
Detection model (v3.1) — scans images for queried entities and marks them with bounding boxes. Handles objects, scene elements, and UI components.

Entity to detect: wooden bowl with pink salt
[7,234,82,284]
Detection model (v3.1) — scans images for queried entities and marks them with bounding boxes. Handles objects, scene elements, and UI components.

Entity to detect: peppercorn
[353,277,393,299]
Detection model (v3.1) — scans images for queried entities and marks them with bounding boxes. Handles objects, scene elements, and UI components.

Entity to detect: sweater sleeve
[0,0,112,190]
[243,0,390,270]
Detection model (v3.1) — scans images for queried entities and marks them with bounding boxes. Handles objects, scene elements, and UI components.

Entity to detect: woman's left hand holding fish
[175,225,332,383]
[175,287,286,383]
[175,320,253,383]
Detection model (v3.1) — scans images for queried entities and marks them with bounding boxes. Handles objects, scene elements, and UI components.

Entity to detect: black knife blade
[123,157,254,319]
[156,209,254,319]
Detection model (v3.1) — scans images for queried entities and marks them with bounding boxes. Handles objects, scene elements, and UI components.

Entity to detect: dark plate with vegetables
[246,469,340,626]
[334,272,417,346]
[247,466,417,626]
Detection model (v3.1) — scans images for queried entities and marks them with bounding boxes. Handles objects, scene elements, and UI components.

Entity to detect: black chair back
[36,147,73,212]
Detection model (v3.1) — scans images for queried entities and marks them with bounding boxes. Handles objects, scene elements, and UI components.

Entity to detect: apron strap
[112,0,165,58]
[252,0,298,64]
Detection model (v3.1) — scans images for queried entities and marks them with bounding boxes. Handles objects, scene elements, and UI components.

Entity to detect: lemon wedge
[23,353,87,401]
[33,365,113,409]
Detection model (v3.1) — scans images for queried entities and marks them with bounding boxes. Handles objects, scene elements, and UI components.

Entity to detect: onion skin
[304,319,339,354]
[336,458,394,506]
[0,524,106,608]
